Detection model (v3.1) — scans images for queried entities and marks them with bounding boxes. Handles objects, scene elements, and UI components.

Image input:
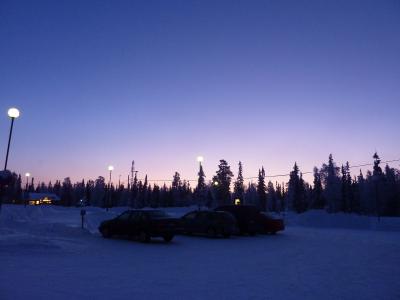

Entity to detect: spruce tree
[195,164,206,208]
[234,161,245,204]
[321,154,341,212]
[267,181,276,212]
[212,160,234,206]
[286,162,306,213]
[312,167,324,209]
[257,167,267,211]
[372,152,384,217]
[384,165,399,216]
[172,172,182,206]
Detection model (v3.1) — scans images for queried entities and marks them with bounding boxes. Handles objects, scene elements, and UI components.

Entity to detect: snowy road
[1,206,399,300]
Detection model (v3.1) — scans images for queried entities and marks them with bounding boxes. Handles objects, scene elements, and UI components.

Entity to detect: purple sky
[0,0,399,186]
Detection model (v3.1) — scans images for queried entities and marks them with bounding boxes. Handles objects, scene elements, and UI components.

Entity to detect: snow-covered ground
[1,205,399,300]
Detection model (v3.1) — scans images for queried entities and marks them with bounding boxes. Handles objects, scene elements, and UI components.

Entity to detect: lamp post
[107,165,114,210]
[197,156,204,167]
[4,108,20,171]
[25,172,30,207]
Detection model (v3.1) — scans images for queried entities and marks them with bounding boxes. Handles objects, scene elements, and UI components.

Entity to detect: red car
[257,212,285,234]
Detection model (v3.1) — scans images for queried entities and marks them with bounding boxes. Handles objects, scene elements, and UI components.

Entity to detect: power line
[139,158,400,183]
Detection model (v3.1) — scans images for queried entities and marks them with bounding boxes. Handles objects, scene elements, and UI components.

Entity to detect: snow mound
[284,209,400,231]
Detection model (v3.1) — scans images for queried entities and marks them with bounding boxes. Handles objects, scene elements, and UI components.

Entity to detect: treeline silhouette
[2,153,400,216]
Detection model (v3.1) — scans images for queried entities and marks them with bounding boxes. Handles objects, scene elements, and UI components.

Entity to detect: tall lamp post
[107,165,114,210]
[4,108,20,170]
[197,156,204,167]
[24,172,30,206]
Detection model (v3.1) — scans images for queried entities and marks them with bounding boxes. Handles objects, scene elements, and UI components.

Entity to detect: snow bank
[283,209,400,231]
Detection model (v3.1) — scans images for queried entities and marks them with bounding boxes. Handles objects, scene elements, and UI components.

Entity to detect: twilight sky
[0,0,399,186]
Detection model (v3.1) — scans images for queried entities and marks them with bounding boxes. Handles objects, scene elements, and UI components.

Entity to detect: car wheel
[139,231,150,243]
[163,234,174,243]
[101,228,112,238]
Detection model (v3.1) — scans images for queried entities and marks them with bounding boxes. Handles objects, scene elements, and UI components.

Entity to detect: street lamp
[108,165,114,181]
[24,172,30,206]
[197,156,204,164]
[4,107,20,170]
[25,172,30,189]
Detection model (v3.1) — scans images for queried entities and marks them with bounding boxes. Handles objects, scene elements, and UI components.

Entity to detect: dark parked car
[215,205,285,235]
[180,210,237,238]
[215,205,260,235]
[99,210,179,243]
[257,212,285,234]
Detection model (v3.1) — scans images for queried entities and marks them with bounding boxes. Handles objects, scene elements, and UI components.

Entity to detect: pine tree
[85,180,94,205]
[312,167,324,209]
[151,184,160,208]
[61,177,73,206]
[267,181,276,212]
[340,162,353,212]
[195,163,207,208]
[197,164,206,191]
[372,152,384,217]
[384,165,400,216]
[286,162,306,213]
[299,173,307,212]
[257,167,267,211]
[131,172,138,208]
[233,161,245,204]
[171,172,182,206]
[321,154,341,212]
[212,160,234,206]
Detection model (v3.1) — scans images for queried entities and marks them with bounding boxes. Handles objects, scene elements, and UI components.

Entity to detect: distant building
[28,193,60,205]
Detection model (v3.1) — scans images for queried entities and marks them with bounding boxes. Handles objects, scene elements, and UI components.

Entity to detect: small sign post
[80,209,86,229]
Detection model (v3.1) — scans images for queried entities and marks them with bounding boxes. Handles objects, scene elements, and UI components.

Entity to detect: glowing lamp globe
[8,108,20,118]
[197,156,204,163]
[25,172,31,177]
[108,165,114,171]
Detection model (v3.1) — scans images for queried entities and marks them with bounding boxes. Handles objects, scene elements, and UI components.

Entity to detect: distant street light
[197,156,204,164]
[25,172,30,188]
[4,108,20,170]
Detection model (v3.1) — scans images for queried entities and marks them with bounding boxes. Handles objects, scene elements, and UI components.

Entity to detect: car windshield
[260,212,281,219]
[147,210,169,219]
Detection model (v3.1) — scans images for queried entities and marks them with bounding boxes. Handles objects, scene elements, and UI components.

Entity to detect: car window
[118,211,131,221]
[183,212,197,220]
[147,210,169,219]
[197,212,210,219]
[131,212,140,221]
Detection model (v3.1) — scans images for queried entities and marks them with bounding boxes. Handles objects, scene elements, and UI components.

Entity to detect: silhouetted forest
[2,153,400,216]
